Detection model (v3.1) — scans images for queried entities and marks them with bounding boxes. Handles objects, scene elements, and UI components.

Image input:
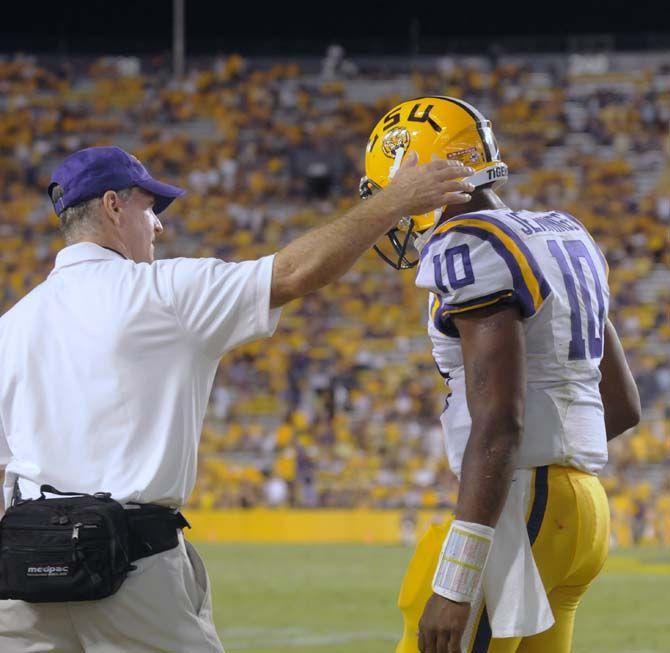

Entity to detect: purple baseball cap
[48,146,186,216]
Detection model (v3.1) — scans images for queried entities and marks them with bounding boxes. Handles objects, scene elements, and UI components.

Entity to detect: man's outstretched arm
[419,303,525,653]
[270,154,474,307]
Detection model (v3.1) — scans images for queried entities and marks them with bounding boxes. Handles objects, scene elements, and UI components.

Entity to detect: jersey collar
[50,242,128,275]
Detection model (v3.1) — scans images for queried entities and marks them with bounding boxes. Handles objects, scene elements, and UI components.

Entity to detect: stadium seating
[1,51,668,546]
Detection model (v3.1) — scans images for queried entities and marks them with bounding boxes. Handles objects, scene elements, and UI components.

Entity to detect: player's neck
[442,188,508,220]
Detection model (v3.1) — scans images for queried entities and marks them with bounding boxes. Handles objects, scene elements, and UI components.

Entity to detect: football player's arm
[418,303,524,653]
[454,303,525,525]
[269,155,474,307]
[599,319,641,440]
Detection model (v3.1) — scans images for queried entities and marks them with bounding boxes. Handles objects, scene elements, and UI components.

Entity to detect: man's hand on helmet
[383,152,474,217]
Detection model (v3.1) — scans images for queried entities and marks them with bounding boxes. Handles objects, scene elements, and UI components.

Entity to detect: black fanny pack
[0,485,189,603]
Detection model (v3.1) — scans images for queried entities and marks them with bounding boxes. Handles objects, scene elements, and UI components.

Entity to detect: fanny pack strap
[10,475,21,508]
[126,506,191,562]
[13,477,20,504]
[38,485,112,501]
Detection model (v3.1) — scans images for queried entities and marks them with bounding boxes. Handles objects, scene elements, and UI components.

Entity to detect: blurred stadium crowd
[1,49,669,547]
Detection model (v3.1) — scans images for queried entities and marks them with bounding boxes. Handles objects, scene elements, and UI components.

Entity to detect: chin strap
[413,207,443,253]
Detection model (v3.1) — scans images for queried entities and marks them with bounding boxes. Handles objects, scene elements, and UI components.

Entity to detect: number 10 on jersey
[547,239,606,361]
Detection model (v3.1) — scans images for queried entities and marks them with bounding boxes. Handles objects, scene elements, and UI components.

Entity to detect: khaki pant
[0,533,224,653]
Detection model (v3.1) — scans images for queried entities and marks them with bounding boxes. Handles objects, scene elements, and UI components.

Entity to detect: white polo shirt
[0,243,280,508]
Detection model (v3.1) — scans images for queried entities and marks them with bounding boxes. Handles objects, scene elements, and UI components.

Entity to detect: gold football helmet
[360,96,508,269]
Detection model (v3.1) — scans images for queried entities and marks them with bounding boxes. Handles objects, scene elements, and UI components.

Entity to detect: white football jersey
[416,209,610,477]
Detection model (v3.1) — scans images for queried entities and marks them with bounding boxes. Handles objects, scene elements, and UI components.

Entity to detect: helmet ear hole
[359,176,382,200]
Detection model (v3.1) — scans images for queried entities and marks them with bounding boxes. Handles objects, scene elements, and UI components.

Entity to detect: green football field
[196,543,670,653]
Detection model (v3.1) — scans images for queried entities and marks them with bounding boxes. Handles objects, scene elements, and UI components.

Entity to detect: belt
[125,504,191,563]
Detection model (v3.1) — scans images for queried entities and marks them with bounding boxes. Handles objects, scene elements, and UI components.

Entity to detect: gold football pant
[396,465,610,653]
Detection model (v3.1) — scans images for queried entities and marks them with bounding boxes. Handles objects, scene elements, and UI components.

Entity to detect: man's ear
[101,190,124,226]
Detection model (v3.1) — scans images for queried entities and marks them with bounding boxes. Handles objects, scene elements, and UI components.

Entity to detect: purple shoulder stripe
[464,212,551,300]
[450,225,537,317]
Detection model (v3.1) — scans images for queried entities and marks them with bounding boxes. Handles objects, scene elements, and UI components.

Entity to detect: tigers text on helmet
[360,96,508,269]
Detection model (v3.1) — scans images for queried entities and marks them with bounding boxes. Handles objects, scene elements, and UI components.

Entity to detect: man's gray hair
[50,186,134,243]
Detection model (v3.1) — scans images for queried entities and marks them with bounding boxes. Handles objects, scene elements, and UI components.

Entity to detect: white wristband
[432,520,495,603]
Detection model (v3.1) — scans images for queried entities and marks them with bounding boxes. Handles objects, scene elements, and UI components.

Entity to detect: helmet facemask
[373,216,421,270]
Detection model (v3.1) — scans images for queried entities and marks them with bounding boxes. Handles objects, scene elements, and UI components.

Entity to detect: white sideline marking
[220,627,396,649]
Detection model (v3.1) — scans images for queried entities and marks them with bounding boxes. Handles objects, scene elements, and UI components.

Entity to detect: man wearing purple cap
[48,146,186,263]
[0,145,474,652]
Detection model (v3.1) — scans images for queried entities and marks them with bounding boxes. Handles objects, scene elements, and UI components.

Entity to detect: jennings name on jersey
[416,209,610,478]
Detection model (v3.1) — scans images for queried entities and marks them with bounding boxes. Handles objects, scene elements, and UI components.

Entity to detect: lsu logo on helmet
[381,127,411,158]
[360,96,508,269]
